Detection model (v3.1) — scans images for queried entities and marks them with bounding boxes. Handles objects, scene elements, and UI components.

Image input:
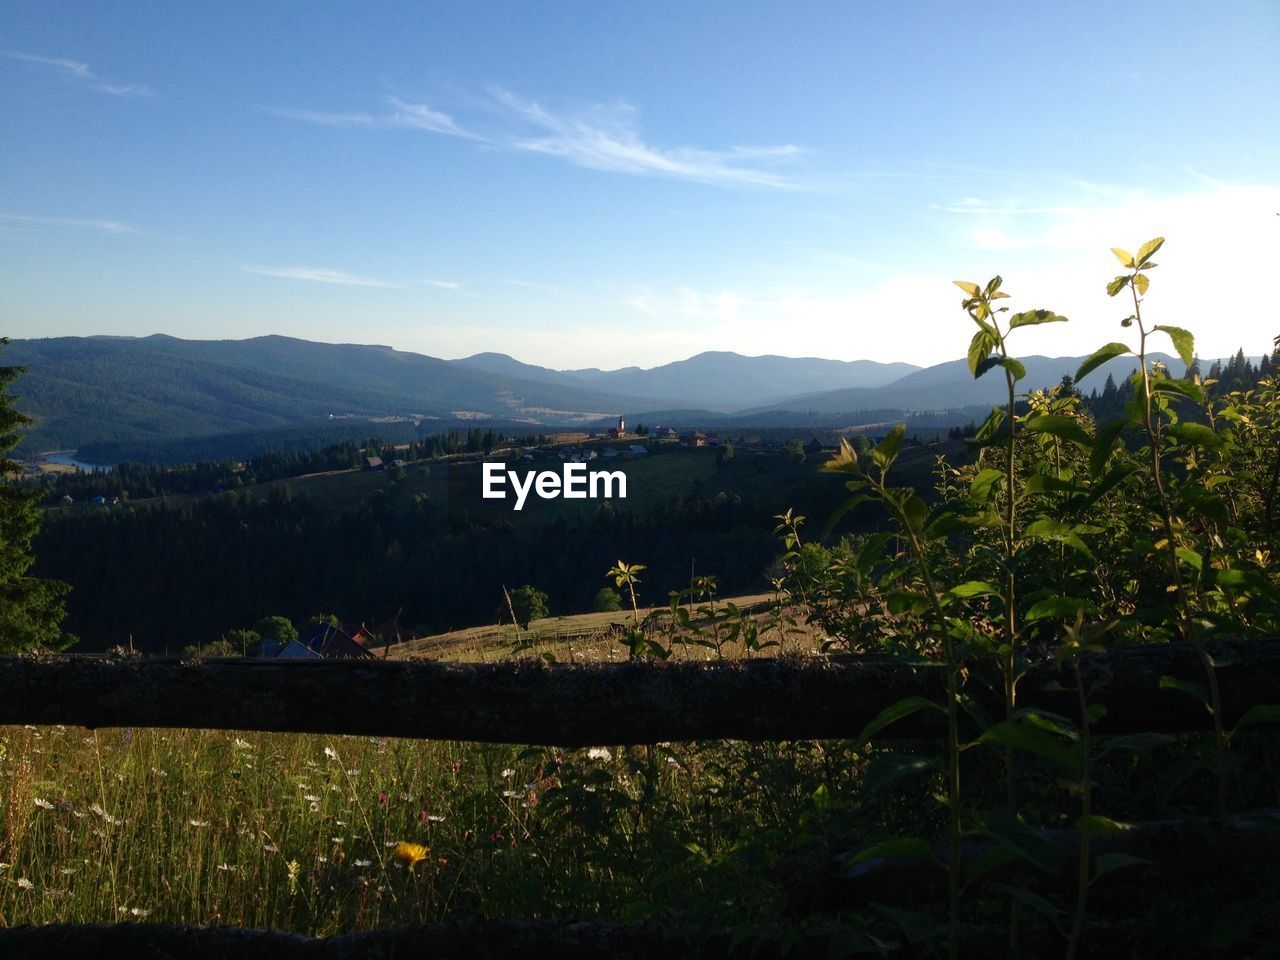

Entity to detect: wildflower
[427,814,446,822]
[345,768,359,776]
[263,843,280,853]
[330,837,344,844]
[303,795,321,803]
[324,746,338,761]
[188,819,210,828]
[393,841,429,869]
[502,790,522,799]
[216,864,237,873]
[233,738,251,750]
[16,878,33,890]
[378,793,389,805]
[33,798,54,810]
[130,907,149,918]
[354,859,372,868]
[586,747,612,762]
[500,768,515,778]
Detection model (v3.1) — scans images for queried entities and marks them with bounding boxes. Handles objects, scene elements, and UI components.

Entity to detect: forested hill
[7,335,647,453]
[9,334,1267,458]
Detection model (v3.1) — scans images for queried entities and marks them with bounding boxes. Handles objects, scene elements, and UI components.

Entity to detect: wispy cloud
[265,98,480,139]
[242,265,397,288]
[491,89,803,188]
[5,50,153,98]
[267,87,805,189]
[0,212,136,234]
[418,279,462,290]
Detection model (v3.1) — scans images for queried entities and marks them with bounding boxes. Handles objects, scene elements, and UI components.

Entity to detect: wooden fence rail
[2,640,1279,744]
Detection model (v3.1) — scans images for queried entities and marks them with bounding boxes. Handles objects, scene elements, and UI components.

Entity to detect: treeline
[1082,349,1274,421]
[41,428,546,504]
[33,452,856,653]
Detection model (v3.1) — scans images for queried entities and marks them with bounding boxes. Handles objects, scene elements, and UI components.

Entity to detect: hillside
[455,350,919,410]
[7,335,646,453]
[8,333,1236,460]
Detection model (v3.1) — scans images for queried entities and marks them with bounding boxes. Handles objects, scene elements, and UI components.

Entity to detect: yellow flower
[393,841,429,868]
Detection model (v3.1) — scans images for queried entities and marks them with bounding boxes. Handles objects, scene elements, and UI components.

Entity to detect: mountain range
[6,334,1185,456]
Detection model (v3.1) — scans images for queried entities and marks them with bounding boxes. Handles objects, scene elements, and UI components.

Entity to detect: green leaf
[1023,414,1092,447]
[1023,518,1094,559]
[975,355,1027,381]
[969,468,1004,504]
[1025,596,1098,622]
[863,754,941,794]
[980,719,1081,773]
[1009,309,1068,329]
[821,494,869,538]
[968,330,996,376]
[1166,422,1223,448]
[1106,275,1131,297]
[945,580,1001,600]
[856,532,895,575]
[843,837,934,870]
[984,811,1060,874]
[1230,704,1280,736]
[869,424,905,469]
[1077,814,1131,839]
[1175,546,1203,571]
[1089,419,1130,478]
[1136,236,1165,266]
[1076,342,1132,383]
[1152,325,1195,368]
[953,280,980,297]
[1110,247,1135,268]
[1133,273,1149,295]
[968,407,1007,449]
[1093,852,1151,880]
[858,696,944,743]
[1159,675,1212,712]
[1152,378,1206,404]
[1072,462,1140,513]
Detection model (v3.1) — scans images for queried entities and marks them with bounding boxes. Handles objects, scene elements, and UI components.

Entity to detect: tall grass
[0,723,866,932]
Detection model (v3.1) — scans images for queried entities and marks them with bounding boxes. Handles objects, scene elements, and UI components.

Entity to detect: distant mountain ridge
[3,333,1217,457]
[453,350,920,410]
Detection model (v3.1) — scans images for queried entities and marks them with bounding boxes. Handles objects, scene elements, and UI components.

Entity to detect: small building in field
[59,495,74,507]
[291,623,376,660]
[681,432,707,448]
[364,456,384,470]
[627,444,649,457]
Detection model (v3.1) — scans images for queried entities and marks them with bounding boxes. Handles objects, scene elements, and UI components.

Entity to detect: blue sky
[3,2,1278,368]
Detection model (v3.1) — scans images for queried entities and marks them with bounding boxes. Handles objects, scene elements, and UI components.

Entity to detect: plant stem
[1131,287,1228,819]
[874,477,962,960]
[1066,651,1093,960]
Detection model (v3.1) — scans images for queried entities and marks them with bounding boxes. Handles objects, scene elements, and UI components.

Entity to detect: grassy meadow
[0,721,869,933]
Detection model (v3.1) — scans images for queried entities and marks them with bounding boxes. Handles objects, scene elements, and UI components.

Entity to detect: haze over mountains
[9,334,1184,456]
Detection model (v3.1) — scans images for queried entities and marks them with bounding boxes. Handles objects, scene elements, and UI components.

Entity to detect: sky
[2,2,1278,370]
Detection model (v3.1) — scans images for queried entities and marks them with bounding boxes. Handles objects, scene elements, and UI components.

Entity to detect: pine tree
[0,339,71,651]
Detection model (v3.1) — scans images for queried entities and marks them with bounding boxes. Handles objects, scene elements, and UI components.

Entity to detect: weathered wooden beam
[0,641,1278,745]
[0,918,1175,959]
